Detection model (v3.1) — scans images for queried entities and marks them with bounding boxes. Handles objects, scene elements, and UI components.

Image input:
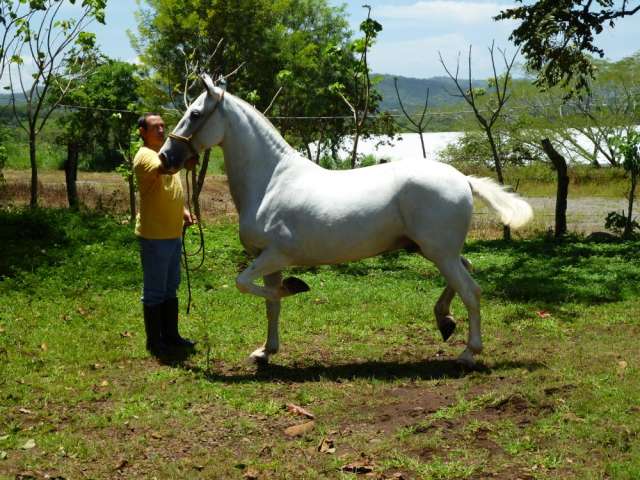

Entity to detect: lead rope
[182,167,206,314]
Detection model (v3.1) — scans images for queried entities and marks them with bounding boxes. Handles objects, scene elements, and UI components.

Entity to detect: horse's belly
[285,220,407,265]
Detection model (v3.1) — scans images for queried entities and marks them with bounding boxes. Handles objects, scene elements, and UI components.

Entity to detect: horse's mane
[230,94,293,153]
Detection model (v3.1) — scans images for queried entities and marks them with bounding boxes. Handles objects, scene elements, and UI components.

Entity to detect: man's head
[138,113,165,152]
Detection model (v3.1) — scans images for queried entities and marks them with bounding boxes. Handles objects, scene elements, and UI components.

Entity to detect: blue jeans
[139,237,182,306]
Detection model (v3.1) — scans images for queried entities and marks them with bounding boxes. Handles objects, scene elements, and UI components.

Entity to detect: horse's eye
[191,110,201,119]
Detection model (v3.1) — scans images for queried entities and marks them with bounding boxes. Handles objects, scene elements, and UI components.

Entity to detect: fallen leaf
[284,421,315,437]
[99,380,109,387]
[77,307,87,316]
[20,439,36,450]
[91,363,103,370]
[317,438,335,454]
[285,403,315,419]
[40,343,48,352]
[341,461,374,474]
[151,432,163,439]
[536,310,551,318]
[114,459,128,471]
[120,331,133,338]
[0,325,5,333]
[0,451,7,460]
[243,468,259,479]
[18,408,33,415]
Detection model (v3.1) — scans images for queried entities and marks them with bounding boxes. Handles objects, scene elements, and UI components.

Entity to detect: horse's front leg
[236,249,309,301]
[249,272,282,364]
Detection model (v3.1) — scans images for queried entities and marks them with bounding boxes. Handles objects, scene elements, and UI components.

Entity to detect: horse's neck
[221,98,296,214]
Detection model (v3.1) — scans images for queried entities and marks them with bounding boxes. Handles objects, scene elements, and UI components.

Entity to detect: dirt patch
[1,169,237,220]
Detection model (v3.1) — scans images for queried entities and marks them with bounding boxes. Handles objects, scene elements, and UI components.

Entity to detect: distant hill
[375,74,486,112]
[1,74,487,112]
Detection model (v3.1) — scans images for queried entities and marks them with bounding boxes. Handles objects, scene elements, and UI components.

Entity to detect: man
[134,113,197,357]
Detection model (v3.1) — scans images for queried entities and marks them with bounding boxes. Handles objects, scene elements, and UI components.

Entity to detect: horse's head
[158,74,226,173]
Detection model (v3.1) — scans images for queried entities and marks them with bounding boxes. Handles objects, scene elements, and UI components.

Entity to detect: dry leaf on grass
[20,439,36,450]
[317,438,335,454]
[284,421,315,437]
[243,468,259,479]
[18,408,33,415]
[120,331,133,338]
[341,460,374,474]
[285,403,315,419]
[114,459,129,471]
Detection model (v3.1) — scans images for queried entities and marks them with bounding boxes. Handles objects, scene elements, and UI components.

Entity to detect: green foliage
[496,0,639,94]
[441,130,543,169]
[605,211,639,237]
[58,59,141,171]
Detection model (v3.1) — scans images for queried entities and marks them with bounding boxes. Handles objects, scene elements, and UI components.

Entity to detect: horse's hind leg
[249,272,282,364]
[434,256,482,366]
[434,257,473,341]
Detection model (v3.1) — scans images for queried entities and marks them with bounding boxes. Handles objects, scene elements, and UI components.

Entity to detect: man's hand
[183,208,197,227]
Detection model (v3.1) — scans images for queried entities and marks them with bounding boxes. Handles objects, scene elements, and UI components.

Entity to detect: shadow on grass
[181,357,544,384]
[0,208,70,277]
[312,236,640,306]
[466,237,640,305]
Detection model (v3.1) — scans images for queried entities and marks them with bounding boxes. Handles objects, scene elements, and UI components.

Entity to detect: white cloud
[375,1,515,25]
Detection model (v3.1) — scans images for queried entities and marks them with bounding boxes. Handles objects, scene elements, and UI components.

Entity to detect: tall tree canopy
[496,0,639,93]
[130,0,387,158]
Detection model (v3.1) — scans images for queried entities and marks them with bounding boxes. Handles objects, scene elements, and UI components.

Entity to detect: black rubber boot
[143,303,169,357]
[161,298,196,350]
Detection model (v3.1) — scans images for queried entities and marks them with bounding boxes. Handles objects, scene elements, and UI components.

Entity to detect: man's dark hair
[138,113,160,130]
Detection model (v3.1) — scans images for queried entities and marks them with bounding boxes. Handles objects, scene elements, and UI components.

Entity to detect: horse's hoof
[249,348,269,365]
[438,316,456,341]
[457,348,476,368]
[283,276,310,295]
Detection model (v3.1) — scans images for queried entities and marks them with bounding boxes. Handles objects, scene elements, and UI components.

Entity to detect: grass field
[0,207,639,479]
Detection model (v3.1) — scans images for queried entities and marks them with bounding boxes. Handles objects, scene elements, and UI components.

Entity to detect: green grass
[1,207,639,479]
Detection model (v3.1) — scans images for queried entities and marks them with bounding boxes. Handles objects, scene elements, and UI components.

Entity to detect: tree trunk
[418,131,426,159]
[127,173,136,224]
[350,131,360,169]
[64,142,79,210]
[29,130,38,208]
[624,171,637,239]
[541,138,569,238]
[485,128,510,240]
[305,143,313,162]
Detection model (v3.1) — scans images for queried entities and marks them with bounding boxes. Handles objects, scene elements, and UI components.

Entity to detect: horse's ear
[201,73,217,98]
[216,75,228,91]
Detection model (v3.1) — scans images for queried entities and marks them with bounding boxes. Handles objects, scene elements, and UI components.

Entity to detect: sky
[88,0,640,80]
[4,0,640,83]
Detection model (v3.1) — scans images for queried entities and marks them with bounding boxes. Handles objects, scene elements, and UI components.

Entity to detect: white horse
[159,74,533,366]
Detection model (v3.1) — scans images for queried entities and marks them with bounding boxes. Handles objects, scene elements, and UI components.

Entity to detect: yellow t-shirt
[134,146,185,239]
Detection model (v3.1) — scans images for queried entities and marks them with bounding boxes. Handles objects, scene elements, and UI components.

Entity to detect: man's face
[140,115,165,152]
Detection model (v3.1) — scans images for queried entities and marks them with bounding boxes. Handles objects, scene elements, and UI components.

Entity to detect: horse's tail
[467,176,533,230]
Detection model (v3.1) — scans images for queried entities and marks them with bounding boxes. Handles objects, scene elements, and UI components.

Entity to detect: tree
[611,130,640,238]
[440,42,519,240]
[58,59,141,211]
[393,77,432,159]
[4,0,106,207]
[132,0,390,168]
[541,138,569,238]
[331,5,382,168]
[496,0,640,94]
